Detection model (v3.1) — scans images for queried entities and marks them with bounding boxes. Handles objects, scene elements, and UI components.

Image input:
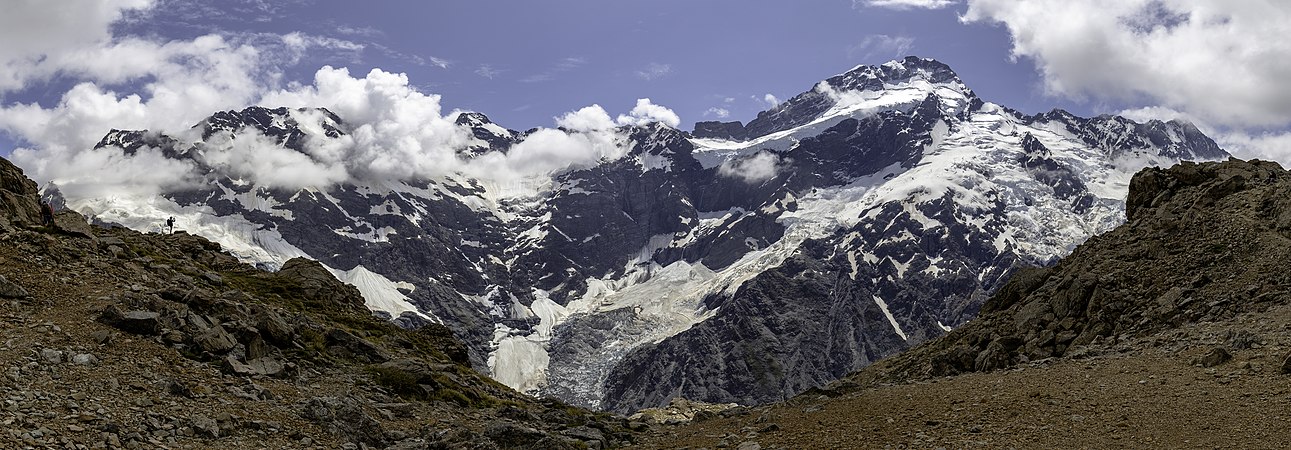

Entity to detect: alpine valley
[58,57,1227,413]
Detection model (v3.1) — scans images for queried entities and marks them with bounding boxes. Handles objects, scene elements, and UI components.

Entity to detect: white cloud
[474,64,502,79]
[1118,105,1291,163]
[201,126,350,190]
[718,151,784,183]
[962,0,1291,128]
[556,105,617,132]
[856,0,958,10]
[1214,131,1291,163]
[1116,106,1192,124]
[0,3,686,199]
[761,94,781,108]
[635,63,673,81]
[615,98,681,128]
[428,57,452,69]
[848,35,916,60]
[0,0,155,92]
[704,107,731,119]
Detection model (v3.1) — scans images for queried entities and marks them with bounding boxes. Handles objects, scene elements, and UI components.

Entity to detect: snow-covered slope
[59,57,1227,413]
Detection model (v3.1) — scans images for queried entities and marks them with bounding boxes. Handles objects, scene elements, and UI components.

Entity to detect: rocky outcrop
[863,158,1291,380]
[692,121,749,141]
[0,157,42,228]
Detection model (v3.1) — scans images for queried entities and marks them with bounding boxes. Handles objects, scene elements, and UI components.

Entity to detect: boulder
[98,305,161,335]
[222,355,288,377]
[0,275,29,298]
[299,396,387,447]
[193,325,238,354]
[52,210,96,240]
[325,328,389,363]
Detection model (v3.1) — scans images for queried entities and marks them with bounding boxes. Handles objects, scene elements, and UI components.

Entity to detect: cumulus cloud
[856,0,958,10]
[0,0,154,92]
[761,94,781,108]
[962,0,1291,128]
[704,107,731,119]
[614,98,681,128]
[718,151,785,184]
[0,2,689,200]
[202,126,350,189]
[555,105,617,132]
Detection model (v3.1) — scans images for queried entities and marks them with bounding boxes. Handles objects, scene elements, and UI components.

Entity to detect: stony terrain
[0,157,634,449]
[637,158,1291,449]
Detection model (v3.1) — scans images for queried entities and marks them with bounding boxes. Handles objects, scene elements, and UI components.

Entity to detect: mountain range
[57,56,1227,413]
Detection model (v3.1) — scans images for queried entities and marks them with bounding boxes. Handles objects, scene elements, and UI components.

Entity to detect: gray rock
[71,353,98,365]
[560,425,605,449]
[1200,347,1232,368]
[254,308,295,345]
[325,329,389,363]
[201,272,223,285]
[0,275,28,298]
[193,325,237,354]
[299,396,386,447]
[39,348,63,364]
[737,441,763,450]
[222,355,287,377]
[483,421,552,448]
[98,305,161,335]
[52,210,96,240]
[190,414,219,438]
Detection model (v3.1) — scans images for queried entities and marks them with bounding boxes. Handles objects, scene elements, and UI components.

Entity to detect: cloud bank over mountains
[0,0,682,198]
[960,0,1291,158]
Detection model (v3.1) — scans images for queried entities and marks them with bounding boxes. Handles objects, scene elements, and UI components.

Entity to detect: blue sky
[10,0,1079,133]
[3,0,1291,189]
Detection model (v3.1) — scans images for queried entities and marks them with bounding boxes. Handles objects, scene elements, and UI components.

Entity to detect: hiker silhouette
[40,202,54,228]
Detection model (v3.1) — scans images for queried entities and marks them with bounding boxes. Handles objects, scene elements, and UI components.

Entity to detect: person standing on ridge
[166,216,175,234]
[40,201,55,228]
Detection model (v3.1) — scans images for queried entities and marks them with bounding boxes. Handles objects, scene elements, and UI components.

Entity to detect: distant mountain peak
[738,56,976,140]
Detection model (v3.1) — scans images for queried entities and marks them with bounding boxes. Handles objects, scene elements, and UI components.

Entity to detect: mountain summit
[61,57,1226,412]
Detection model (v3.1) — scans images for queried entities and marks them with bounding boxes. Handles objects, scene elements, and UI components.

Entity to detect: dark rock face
[692,121,748,141]
[871,159,1291,380]
[0,157,43,228]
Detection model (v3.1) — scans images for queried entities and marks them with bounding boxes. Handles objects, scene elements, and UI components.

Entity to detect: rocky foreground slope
[0,158,634,449]
[640,158,1291,449]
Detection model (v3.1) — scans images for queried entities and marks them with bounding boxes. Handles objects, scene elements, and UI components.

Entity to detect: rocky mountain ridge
[0,157,635,449]
[56,56,1227,413]
[642,158,1291,448]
